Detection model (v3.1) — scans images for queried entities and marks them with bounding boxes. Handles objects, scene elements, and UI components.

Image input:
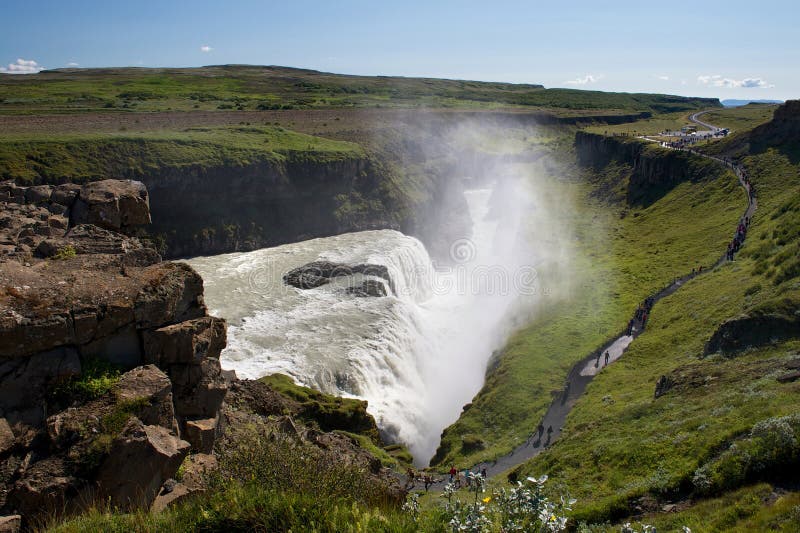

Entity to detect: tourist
[449,465,457,483]
[604,351,610,365]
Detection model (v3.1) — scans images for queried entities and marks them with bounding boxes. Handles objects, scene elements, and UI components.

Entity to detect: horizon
[1,0,798,101]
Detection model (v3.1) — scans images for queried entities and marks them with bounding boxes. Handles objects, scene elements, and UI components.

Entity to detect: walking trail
[408,113,756,492]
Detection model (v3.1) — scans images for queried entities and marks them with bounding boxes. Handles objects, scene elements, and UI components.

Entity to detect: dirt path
[408,123,756,493]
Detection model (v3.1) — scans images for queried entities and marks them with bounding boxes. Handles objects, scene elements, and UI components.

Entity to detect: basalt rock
[143,317,227,366]
[95,417,190,511]
[345,279,388,297]
[284,261,393,293]
[70,180,151,233]
[0,179,229,522]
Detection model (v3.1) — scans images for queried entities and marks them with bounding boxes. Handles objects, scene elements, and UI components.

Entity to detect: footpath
[408,116,757,492]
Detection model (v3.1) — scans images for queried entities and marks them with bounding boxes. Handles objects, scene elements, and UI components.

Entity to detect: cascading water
[186,183,539,465]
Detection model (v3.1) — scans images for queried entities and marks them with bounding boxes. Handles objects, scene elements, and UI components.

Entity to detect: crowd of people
[727,216,751,261]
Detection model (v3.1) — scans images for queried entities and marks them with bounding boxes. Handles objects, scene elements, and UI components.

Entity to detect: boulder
[71,180,151,232]
[143,316,227,366]
[24,185,53,205]
[0,418,14,455]
[113,365,177,431]
[184,416,219,454]
[134,262,207,329]
[0,515,21,533]
[7,458,79,519]
[96,417,190,511]
[171,359,228,419]
[150,481,193,512]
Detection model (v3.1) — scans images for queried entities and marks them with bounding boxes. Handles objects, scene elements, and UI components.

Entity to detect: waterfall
[187,184,537,465]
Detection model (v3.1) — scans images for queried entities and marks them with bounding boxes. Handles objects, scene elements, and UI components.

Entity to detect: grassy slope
[0,65,718,116]
[0,125,363,183]
[432,138,743,468]
[700,103,780,132]
[511,127,800,527]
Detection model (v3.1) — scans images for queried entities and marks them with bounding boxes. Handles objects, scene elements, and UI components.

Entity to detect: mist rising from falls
[186,177,548,464]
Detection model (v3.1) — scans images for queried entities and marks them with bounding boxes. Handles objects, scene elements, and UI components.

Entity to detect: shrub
[51,244,77,260]
[694,414,800,494]
[48,357,121,409]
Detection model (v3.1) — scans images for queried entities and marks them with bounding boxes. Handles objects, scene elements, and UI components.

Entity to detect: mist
[396,115,577,463]
[186,115,577,467]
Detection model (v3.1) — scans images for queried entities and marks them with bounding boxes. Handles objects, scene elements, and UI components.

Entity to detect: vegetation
[48,356,121,409]
[433,138,743,469]
[49,244,77,260]
[699,103,779,132]
[261,373,382,443]
[0,65,718,116]
[0,125,363,183]
[506,115,800,525]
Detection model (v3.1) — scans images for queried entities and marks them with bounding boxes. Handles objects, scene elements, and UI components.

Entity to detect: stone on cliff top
[71,180,151,232]
[184,416,219,454]
[143,316,227,366]
[134,262,206,329]
[95,417,190,511]
[0,417,14,455]
[0,515,21,533]
[113,365,177,431]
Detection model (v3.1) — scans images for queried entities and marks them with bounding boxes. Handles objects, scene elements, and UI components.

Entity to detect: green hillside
[0,65,719,116]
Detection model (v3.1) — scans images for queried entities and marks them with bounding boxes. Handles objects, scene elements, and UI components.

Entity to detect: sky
[1,0,798,101]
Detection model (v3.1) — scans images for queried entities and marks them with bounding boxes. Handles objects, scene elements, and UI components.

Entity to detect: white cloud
[200,45,213,53]
[0,58,43,74]
[697,74,773,89]
[565,74,601,85]
[656,75,669,81]
[66,62,79,67]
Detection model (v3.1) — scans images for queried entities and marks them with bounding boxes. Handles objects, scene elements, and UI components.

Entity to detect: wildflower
[482,496,491,503]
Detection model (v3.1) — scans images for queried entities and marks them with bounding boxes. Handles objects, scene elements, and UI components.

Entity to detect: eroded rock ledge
[0,179,400,528]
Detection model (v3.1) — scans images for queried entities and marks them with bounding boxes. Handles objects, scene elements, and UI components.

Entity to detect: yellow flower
[482,496,492,503]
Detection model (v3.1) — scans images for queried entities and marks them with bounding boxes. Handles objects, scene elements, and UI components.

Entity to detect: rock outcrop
[0,179,228,524]
[574,131,728,206]
[283,261,393,293]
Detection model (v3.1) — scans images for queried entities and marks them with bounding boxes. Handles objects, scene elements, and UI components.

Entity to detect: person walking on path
[449,465,457,483]
[604,351,610,366]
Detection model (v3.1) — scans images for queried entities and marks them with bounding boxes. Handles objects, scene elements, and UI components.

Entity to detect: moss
[260,373,381,444]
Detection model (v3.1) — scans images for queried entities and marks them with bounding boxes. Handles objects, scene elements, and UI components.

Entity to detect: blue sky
[1,0,797,100]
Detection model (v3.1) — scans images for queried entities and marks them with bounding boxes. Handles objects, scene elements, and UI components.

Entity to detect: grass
[0,125,363,183]
[584,110,707,136]
[0,65,719,116]
[508,130,800,525]
[47,423,431,533]
[432,139,743,469]
[699,103,780,132]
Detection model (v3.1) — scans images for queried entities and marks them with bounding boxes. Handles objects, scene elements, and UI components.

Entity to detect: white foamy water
[186,186,538,464]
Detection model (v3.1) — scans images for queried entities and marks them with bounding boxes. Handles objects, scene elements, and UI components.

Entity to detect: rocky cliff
[0,179,395,528]
[139,153,407,258]
[575,131,729,206]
